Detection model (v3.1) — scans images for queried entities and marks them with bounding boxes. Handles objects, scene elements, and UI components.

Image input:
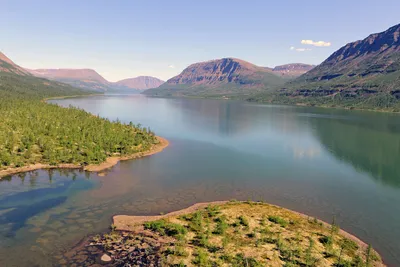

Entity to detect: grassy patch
[268,215,288,227]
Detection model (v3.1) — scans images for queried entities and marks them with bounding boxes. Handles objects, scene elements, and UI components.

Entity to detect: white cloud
[290,47,311,52]
[168,64,175,69]
[301,40,331,47]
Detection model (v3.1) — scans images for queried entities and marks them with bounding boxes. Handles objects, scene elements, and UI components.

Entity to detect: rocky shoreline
[64,201,385,266]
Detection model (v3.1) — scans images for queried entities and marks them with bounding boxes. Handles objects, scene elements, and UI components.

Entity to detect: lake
[1,94,400,266]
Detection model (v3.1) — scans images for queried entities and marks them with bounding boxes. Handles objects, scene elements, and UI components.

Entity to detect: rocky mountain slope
[271,63,315,78]
[115,76,164,90]
[251,23,400,111]
[27,68,111,92]
[0,52,30,76]
[144,58,286,98]
[0,53,87,98]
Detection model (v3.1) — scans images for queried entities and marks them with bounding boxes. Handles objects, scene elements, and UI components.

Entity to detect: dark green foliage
[192,249,212,267]
[165,245,188,257]
[366,244,372,267]
[247,231,256,238]
[171,261,186,267]
[144,220,187,237]
[213,216,228,235]
[305,237,318,266]
[0,70,158,170]
[319,235,333,246]
[186,211,203,233]
[221,253,263,267]
[237,215,249,227]
[205,205,220,217]
[352,255,366,267]
[268,215,288,227]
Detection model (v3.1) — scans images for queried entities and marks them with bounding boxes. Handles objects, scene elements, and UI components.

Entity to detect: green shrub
[213,216,229,235]
[227,253,263,267]
[319,235,332,246]
[268,215,288,227]
[188,211,203,232]
[238,215,249,227]
[205,205,220,217]
[192,249,212,266]
[247,232,256,238]
[144,220,187,237]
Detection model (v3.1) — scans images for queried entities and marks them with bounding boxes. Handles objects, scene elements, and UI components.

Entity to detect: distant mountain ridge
[29,68,108,83]
[27,68,110,92]
[271,63,315,78]
[26,67,163,92]
[0,53,87,98]
[144,58,288,98]
[251,23,400,111]
[115,76,164,90]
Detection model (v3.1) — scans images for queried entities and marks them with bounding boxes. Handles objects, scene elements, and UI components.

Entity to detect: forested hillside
[0,55,159,172]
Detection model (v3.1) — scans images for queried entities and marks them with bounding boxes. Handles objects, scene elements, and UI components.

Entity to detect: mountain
[28,68,164,92]
[143,58,286,98]
[27,68,110,92]
[271,63,315,78]
[0,52,30,76]
[115,76,164,90]
[251,23,400,111]
[0,52,87,98]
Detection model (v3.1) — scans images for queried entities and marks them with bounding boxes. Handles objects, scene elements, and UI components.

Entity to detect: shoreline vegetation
[146,94,400,114]
[0,136,168,179]
[77,201,384,267]
[1,69,165,180]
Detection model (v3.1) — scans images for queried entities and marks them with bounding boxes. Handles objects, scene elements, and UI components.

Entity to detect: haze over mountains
[269,63,315,78]
[0,53,164,92]
[25,68,164,92]
[0,53,86,98]
[115,76,164,90]
[27,68,111,92]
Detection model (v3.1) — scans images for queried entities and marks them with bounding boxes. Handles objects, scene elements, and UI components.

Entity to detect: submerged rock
[100,253,112,262]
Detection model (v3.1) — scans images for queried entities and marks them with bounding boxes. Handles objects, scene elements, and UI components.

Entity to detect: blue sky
[1,0,399,81]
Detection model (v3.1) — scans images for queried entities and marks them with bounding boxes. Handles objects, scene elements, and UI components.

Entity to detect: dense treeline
[0,70,158,170]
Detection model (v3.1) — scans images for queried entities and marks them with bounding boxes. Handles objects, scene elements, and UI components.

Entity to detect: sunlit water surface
[1,94,400,266]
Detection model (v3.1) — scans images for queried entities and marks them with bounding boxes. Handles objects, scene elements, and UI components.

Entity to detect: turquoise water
[1,94,400,266]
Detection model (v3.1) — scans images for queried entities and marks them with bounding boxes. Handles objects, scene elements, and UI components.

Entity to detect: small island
[74,201,384,266]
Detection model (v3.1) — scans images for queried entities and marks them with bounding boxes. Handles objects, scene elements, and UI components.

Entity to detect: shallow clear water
[1,94,400,266]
